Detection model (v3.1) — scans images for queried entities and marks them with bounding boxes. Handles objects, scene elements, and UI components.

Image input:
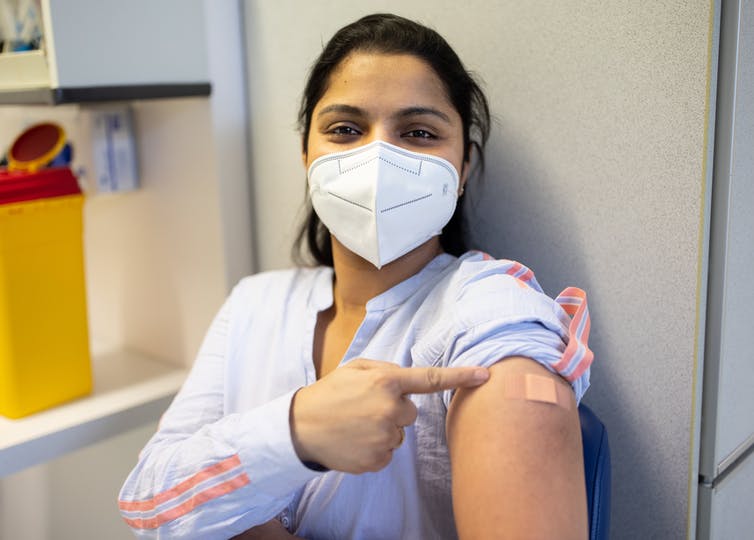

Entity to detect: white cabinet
[698,1,754,538]
[0,0,210,104]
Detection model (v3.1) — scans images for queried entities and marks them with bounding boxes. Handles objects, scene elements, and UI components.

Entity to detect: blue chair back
[579,404,611,540]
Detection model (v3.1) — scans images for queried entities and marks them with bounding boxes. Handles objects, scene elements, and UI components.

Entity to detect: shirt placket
[341,309,384,363]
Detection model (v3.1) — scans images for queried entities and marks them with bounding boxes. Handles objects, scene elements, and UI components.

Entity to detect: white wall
[0,4,252,538]
[243,1,717,538]
[0,422,157,540]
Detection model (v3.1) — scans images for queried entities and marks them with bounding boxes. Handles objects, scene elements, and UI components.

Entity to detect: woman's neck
[330,236,443,315]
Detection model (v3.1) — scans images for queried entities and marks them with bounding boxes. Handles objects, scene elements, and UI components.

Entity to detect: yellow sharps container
[0,166,91,418]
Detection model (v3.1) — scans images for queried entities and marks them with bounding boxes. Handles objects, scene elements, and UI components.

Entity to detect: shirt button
[281,516,291,528]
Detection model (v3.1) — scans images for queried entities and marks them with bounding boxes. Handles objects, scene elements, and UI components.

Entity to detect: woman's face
[304,52,469,189]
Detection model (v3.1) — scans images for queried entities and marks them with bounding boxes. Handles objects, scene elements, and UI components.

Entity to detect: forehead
[315,52,455,114]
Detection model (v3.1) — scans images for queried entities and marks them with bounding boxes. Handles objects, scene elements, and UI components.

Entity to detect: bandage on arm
[500,373,574,410]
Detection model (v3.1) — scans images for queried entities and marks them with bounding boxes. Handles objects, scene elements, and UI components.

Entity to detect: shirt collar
[365,253,456,312]
[309,266,334,312]
[308,253,458,313]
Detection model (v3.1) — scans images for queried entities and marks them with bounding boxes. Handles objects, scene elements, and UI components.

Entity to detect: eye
[402,129,436,140]
[328,125,361,137]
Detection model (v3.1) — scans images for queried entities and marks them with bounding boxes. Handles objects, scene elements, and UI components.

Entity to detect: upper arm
[446,356,587,540]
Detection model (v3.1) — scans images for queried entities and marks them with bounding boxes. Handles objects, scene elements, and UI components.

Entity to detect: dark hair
[293,13,490,266]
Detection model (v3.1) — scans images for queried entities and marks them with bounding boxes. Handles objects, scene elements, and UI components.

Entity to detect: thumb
[395,366,489,395]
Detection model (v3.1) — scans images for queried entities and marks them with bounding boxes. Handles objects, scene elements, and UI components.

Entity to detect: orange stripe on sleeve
[552,287,594,380]
[552,304,590,372]
[123,472,250,530]
[119,455,242,512]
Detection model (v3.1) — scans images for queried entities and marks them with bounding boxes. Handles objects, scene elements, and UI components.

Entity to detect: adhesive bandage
[501,373,574,410]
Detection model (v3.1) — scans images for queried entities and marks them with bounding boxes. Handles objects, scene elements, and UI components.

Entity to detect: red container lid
[0,167,82,205]
[8,123,67,172]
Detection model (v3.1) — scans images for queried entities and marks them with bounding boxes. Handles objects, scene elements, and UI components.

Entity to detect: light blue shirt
[119,251,592,539]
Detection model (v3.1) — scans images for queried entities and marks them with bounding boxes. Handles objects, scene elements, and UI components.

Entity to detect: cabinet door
[701,0,754,478]
[46,0,208,88]
[698,451,754,539]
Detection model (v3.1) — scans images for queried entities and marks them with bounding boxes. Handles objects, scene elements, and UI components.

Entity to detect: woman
[119,13,592,540]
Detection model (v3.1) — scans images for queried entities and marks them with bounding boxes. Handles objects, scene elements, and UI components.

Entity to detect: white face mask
[307,140,460,269]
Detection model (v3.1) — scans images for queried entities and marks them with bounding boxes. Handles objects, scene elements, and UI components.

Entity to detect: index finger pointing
[396,366,490,395]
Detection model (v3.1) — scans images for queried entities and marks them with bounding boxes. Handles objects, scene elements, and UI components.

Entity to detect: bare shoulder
[446,356,587,540]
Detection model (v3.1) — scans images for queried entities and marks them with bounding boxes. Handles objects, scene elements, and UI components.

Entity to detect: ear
[459,158,471,195]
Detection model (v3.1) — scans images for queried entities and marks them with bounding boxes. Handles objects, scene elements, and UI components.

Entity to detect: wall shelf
[0,83,211,106]
[0,350,187,477]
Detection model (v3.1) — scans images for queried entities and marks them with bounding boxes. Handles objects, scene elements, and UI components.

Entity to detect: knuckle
[425,367,442,390]
[349,358,369,370]
[361,453,378,472]
[406,401,418,424]
[375,424,393,446]
[374,372,400,393]
[380,399,400,419]
[357,453,374,472]
[397,396,418,424]
[368,450,392,472]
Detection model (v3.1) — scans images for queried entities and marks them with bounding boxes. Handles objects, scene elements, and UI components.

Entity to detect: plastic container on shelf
[0,166,91,419]
[6,122,72,172]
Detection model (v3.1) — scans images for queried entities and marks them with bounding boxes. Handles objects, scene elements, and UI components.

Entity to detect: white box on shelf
[90,105,139,193]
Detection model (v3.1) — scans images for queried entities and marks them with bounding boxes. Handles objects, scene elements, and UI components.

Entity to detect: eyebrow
[316,104,364,118]
[316,104,451,124]
[394,106,451,124]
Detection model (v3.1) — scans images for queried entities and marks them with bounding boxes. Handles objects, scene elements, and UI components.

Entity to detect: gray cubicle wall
[243,1,718,538]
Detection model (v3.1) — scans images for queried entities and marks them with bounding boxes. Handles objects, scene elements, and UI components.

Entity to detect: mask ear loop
[458,144,473,197]
[457,165,465,197]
